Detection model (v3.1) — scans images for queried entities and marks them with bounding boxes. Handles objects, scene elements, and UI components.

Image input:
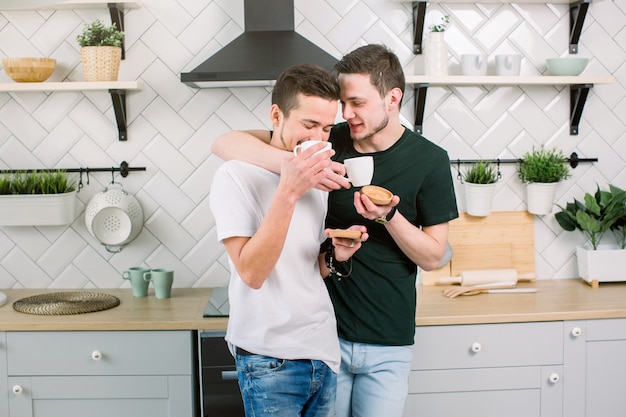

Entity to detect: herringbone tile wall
[0,0,624,289]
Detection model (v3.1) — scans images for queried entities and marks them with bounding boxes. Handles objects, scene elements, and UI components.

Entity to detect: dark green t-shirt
[325,123,459,346]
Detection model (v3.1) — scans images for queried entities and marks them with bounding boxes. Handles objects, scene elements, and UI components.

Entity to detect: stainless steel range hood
[180,0,338,88]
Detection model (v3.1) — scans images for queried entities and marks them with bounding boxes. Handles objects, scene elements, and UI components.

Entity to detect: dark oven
[198,330,244,417]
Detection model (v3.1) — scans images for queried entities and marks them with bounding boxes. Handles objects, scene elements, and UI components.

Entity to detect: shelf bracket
[411,2,427,54]
[109,89,128,141]
[570,83,592,136]
[570,0,591,54]
[108,3,126,59]
[413,83,429,134]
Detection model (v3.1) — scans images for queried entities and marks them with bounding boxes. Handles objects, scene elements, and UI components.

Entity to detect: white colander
[85,183,144,252]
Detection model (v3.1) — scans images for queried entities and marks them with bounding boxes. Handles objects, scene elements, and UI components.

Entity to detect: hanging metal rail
[0,161,144,177]
[452,152,597,169]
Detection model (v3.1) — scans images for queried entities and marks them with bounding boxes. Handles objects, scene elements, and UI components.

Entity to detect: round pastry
[361,185,393,205]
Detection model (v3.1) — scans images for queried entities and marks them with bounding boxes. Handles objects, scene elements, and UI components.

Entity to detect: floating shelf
[405,75,614,135]
[394,0,598,55]
[0,1,140,10]
[0,81,143,141]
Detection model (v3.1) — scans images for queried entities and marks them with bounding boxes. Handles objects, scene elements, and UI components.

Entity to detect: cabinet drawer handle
[92,350,103,360]
[12,385,23,394]
[549,373,560,383]
[471,342,482,353]
[571,327,582,337]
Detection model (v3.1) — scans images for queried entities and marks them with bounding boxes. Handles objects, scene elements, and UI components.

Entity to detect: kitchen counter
[0,288,227,331]
[417,278,626,325]
[0,279,624,331]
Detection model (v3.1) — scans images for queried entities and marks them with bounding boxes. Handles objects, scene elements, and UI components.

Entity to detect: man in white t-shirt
[209,64,368,417]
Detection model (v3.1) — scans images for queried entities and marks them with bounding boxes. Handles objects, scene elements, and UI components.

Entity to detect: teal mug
[143,268,174,299]
[122,267,151,297]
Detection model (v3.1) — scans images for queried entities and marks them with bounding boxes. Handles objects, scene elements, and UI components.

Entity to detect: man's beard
[352,113,389,142]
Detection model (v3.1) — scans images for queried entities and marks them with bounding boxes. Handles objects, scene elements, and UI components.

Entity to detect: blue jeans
[236,352,336,417]
[335,338,413,417]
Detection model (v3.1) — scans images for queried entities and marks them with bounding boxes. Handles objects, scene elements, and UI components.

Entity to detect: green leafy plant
[0,171,76,195]
[463,160,498,184]
[517,146,570,183]
[429,15,451,32]
[555,184,626,250]
[76,19,124,47]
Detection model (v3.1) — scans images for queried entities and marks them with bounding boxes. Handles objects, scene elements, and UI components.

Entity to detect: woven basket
[80,46,121,82]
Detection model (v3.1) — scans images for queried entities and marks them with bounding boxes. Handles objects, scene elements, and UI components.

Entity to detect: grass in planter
[0,171,76,195]
[463,160,498,184]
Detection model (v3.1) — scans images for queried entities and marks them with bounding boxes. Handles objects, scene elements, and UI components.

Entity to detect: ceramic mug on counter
[144,268,174,299]
[122,267,151,297]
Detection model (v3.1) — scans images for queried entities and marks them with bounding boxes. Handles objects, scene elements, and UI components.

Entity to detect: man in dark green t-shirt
[212,44,458,417]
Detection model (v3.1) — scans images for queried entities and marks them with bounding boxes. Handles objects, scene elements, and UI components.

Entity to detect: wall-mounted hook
[77,168,84,193]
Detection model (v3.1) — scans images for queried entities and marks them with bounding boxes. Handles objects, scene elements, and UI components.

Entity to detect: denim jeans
[236,352,336,417]
[335,338,413,417]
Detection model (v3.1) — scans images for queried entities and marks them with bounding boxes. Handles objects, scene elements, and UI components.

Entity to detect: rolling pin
[436,269,536,286]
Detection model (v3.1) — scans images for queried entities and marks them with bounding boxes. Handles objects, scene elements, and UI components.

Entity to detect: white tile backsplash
[0,0,625,288]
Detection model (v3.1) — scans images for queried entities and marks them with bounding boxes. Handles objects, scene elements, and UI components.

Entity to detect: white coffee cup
[293,140,332,157]
[461,54,488,75]
[344,156,374,187]
[495,54,521,76]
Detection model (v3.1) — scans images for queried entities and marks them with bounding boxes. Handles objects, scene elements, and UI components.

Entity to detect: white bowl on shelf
[546,58,589,76]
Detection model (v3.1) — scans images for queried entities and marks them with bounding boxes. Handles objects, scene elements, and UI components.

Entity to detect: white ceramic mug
[293,140,332,157]
[344,156,374,187]
[495,54,521,76]
[461,54,488,75]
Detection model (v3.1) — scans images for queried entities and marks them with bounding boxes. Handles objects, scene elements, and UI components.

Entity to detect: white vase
[577,243,626,286]
[464,183,496,217]
[424,32,449,76]
[525,182,558,216]
[0,191,76,226]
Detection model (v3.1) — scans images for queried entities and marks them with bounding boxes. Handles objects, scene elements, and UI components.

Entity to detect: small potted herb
[0,171,77,226]
[76,19,124,81]
[461,160,498,217]
[555,184,626,285]
[517,146,570,215]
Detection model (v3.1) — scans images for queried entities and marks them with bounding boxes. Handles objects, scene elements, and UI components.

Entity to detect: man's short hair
[334,44,405,103]
[272,64,340,117]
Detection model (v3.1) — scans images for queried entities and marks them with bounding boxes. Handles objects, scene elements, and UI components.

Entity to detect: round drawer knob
[549,373,560,383]
[471,342,482,353]
[91,350,103,360]
[571,327,582,337]
[12,385,23,394]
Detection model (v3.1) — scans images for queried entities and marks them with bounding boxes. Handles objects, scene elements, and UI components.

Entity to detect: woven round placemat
[13,291,120,315]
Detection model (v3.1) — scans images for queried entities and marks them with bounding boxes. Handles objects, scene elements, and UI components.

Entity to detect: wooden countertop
[0,288,228,331]
[0,279,624,332]
[417,279,626,325]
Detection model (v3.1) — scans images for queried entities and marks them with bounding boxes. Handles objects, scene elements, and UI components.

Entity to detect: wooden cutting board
[421,211,535,285]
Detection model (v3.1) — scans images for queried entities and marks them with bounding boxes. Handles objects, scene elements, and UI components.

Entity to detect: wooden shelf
[398,0,596,54]
[0,81,142,92]
[405,75,614,85]
[0,1,140,10]
[407,75,614,136]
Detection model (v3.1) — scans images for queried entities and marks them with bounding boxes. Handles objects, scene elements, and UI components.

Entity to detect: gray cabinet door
[0,332,8,417]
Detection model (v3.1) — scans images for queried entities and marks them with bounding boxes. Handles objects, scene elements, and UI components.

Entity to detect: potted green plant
[461,160,498,217]
[76,19,124,81]
[0,171,77,226]
[555,184,626,286]
[517,146,570,216]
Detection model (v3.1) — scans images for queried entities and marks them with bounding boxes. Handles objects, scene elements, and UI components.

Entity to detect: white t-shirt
[209,160,340,372]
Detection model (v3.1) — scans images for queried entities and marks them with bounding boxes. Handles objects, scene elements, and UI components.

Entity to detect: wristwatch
[375,206,397,224]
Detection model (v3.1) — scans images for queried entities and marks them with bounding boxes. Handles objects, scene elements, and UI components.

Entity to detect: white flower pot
[424,32,449,76]
[464,182,496,217]
[525,182,558,216]
[0,191,76,226]
[577,244,626,286]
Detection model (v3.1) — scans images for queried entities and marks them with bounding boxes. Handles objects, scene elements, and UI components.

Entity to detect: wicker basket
[80,46,121,82]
